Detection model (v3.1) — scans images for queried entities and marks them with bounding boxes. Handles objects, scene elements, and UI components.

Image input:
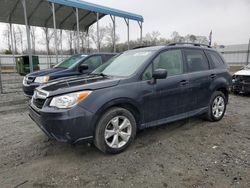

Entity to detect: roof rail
[167,42,212,48]
[132,45,152,49]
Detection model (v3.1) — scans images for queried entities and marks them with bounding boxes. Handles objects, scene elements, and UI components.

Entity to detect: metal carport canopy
[0,0,144,72]
[0,0,144,31]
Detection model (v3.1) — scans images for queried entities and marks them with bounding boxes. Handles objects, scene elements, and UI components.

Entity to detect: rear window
[184,49,209,72]
[206,51,225,69]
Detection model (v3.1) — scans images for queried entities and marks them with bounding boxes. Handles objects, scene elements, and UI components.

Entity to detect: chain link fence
[0,55,69,94]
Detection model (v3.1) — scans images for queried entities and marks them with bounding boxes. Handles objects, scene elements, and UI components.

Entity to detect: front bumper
[29,102,95,144]
[23,83,40,97]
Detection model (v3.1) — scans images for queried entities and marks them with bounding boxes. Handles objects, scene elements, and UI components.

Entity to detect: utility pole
[0,57,3,94]
[246,38,250,65]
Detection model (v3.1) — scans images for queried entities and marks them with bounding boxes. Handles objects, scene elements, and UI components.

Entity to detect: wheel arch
[91,98,142,134]
[216,87,229,103]
[210,77,230,103]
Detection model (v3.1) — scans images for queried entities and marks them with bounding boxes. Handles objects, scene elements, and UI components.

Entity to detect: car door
[141,49,190,123]
[183,49,212,112]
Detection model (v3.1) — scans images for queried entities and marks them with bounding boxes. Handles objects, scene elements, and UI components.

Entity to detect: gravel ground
[0,75,250,188]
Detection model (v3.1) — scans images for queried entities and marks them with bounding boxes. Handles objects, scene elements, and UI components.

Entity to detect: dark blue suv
[29,43,231,154]
[22,53,116,97]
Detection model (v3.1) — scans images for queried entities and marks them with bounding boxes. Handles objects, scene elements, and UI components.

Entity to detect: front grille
[32,98,46,109]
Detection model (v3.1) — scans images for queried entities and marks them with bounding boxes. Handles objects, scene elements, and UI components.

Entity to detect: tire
[205,91,227,122]
[94,107,137,154]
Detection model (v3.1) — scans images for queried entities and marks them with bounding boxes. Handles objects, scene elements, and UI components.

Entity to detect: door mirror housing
[152,69,167,80]
[79,64,89,73]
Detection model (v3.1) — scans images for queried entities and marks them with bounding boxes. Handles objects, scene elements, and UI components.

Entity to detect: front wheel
[94,107,137,154]
[205,91,227,122]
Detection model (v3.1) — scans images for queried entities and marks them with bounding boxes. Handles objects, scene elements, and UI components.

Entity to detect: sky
[0,0,250,51]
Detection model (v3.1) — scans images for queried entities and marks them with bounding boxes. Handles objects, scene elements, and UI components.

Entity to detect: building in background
[216,44,250,66]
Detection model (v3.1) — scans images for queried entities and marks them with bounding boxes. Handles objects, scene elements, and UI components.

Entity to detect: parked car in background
[231,64,250,94]
[29,43,231,154]
[22,53,117,97]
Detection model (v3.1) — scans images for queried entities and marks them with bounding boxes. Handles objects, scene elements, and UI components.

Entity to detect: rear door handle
[210,74,217,79]
[180,80,189,86]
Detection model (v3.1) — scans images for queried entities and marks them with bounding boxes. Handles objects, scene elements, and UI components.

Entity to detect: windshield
[54,55,87,68]
[98,51,153,77]
[93,54,120,74]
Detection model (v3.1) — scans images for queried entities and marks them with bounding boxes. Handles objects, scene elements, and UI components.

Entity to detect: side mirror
[79,64,89,73]
[152,69,167,80]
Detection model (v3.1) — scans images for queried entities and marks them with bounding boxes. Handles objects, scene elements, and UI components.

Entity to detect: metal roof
[48,0,144,22]
[0,0,143,31]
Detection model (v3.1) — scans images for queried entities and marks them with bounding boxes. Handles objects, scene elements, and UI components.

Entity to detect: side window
[142,49,183,80]
[184,50,209,72]
[83,56,102,70]
[206,51,225,69]
[153,49,183,76]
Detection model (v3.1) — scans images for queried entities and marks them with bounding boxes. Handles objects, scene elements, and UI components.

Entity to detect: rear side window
[206,51,225,69]
[184,49,209,72]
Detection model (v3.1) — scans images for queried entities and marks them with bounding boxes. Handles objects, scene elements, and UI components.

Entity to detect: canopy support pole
[44,29,50,68]
[60,29,63,61]
[246,38,250,65]
[9,23,16,69]
[75,8,80,54]
[0,57,3,94]
[124,18,130,50]
[51,2,58,64]
[138,21,143,45]
[96,12,100,52]
[86,29,89,54]
[110,15,116,52]
[21,0,33,72]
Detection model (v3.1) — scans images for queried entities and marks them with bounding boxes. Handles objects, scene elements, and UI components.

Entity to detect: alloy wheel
[212,96,225,118]
[104,116,132,149]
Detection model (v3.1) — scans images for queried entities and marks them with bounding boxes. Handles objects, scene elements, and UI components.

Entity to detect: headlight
[22,77,27,85]
[50,91,92,109]
[34,76,49,83]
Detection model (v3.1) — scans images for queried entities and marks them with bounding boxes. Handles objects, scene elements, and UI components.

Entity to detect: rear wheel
[205,91,227,122]
[94,107,137,154]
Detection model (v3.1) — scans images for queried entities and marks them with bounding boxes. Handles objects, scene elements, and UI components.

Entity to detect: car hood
[38,75,120,97]
[27,68,67,77]
[234,69,250,76]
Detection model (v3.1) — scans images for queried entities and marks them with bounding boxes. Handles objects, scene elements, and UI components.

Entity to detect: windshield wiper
[90,73,109,77]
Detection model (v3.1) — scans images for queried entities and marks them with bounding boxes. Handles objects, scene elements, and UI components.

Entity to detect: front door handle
[210,74,217,79]
[180,80,189,86]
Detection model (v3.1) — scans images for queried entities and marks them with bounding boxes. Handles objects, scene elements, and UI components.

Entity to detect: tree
[3,24,11,52]
[171,31,185,43]
[66,30,74,54]
[16,26,24,54]
[30,26,37,54]
[41,27,53,55]
[89,26,107,50]
[105,23,120,50]
[195,36,209,44]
